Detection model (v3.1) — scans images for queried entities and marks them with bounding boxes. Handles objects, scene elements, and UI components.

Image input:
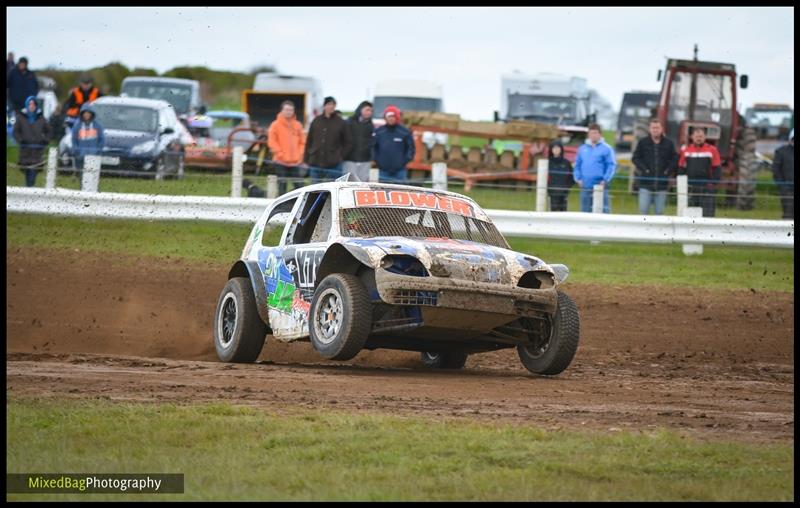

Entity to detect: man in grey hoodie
[343,100,375,181]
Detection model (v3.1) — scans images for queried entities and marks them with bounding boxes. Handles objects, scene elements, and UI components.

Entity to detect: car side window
[286,192,332,245]
[262,198,297,246]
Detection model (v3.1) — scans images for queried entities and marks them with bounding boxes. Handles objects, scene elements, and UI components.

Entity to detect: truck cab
[372,79,446,147]
[120,76,203,120]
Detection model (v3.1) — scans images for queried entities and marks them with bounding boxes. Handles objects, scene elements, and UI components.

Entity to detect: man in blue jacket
[573,123,616,213]
[372,105,415,183]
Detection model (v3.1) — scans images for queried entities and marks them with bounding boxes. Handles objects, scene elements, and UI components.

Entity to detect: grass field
[6,398,793,501]
[6,213,794,292]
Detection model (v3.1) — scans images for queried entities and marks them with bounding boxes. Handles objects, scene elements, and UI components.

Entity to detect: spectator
[573,123,616,213]
[6,51,14,80]
[343,100,375,182]
[372,105,415,183]
[13,96,52,187]
[267,100,307,195]
[632,118,678,215]
[546,139,574,211]
[771,128,794,220]
[303,96,351,183]
[678,126,722,217]
[7,56,39,112]
[63,74,102,122]
[48,102,66,142]
[71,102,105,174]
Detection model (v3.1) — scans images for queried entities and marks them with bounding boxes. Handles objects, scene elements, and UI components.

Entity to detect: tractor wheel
[735,127,758,211]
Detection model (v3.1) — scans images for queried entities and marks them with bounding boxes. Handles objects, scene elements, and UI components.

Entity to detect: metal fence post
[231,146,244,198]
[682,206,704,256]
[432,162,447,191]
[592,184,604,213]
[369,167,380,183]
[676,174,688,216]
[81,155,101,192]
[536,158,549,212]
[46,147,57,189]
[266,174,278,199]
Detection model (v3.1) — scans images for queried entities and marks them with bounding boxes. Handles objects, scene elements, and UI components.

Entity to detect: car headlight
[550,263,570,284]
[130,140,157,155]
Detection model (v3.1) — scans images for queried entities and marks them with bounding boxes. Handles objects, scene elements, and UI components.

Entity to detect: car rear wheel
[309,273,372,361]
[420,351,468,370]
[517,291,580,375]
[214,277,268,363]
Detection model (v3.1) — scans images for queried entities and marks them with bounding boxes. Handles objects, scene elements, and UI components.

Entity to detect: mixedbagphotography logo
[7,474,184,494]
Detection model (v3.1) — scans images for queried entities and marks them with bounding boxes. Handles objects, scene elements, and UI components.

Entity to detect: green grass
[6,398,793,501]
[6,213,793,292]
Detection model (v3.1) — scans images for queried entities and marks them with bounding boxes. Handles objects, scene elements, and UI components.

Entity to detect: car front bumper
[374,268,558,318]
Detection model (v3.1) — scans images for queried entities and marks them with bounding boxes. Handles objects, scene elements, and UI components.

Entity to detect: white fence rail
[6,186,794,249]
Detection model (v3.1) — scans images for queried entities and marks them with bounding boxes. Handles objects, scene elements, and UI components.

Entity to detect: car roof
[208,110,249,119]
[277,181,482,207]
[122,76,198,87]
[94,95,173,110]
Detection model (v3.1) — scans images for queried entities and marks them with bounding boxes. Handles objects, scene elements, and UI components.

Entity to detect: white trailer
[245,73,323,130]
[500,71,590,126]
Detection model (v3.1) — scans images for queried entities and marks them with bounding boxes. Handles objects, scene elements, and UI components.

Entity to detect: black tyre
[309,273,372,361]
[735,127,758,211]
[214,277,268,363]
[420,351,468,370]
[518,291,580,375]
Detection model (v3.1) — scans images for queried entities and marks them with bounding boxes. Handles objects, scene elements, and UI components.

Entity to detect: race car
[214,178,580,375]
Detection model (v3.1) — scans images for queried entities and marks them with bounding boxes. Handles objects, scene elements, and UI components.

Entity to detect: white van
[372,79,446,147]
[244,73,323,130]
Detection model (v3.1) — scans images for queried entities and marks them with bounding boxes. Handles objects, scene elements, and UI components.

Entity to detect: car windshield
[340,207,509,249]
[91,104,159,132]
[121,82,192,115]
[507,95,578,123]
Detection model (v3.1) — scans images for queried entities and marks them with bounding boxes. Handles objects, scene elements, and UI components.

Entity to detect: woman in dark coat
[547,139,574,211]
[13,95,52,187]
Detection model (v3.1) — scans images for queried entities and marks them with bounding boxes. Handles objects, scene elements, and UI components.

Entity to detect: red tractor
[635,45,758,210]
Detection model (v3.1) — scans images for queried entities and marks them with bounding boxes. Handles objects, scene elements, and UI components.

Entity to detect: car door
[262,190,333,341]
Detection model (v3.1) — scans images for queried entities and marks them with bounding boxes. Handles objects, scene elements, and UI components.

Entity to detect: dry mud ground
[6,247,794,443]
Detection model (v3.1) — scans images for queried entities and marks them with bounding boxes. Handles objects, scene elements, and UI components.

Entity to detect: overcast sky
[6,6,794,121]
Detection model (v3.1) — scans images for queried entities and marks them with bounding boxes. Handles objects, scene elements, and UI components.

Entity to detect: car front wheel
[214,277,268,363]
[309,273,372,361]
[517,290,580,375]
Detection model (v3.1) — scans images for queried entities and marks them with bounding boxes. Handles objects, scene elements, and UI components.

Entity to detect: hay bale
[429,143,447,162]
[499,150,517,169]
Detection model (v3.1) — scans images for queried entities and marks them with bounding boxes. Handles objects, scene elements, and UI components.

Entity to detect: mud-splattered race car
[214,181,580,375]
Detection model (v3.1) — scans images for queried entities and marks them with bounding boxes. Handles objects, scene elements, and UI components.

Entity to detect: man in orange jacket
[268,100,307,195]
[63,74,102,121]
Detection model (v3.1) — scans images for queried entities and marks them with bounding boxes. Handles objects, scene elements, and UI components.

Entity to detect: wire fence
[6,141,793,220]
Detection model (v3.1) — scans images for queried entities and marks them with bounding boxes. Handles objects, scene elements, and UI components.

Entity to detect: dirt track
[6,247,795,442]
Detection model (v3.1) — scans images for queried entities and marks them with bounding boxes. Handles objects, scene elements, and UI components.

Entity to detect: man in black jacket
[632,118,678,215]
[303,96,352,183]
[7,57,39,112]
[772,129,794,219]
[343,100,374,181]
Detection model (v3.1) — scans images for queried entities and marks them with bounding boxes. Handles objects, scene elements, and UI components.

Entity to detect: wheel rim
[522,317,552,359]
[217,292,237,348]
[315,288,344,345]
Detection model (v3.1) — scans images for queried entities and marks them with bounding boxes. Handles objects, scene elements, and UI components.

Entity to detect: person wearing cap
[63,73,103,121]
[13,95,52,187]
[7,56,39,112]
[303,96,352,183]
[772,129,794,220]
[372,105,415,184]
